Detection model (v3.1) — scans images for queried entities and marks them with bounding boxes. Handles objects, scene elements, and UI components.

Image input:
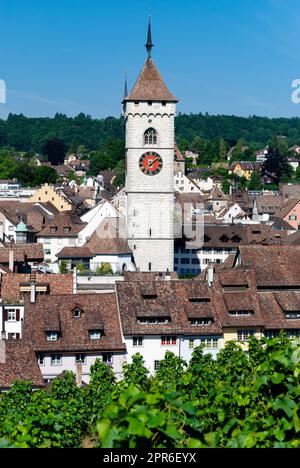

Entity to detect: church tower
[123,20,178,272]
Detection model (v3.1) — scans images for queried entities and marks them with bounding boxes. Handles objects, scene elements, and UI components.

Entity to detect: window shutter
[16,309,20,321]
[16,333,20,340]
[3,310,8,321]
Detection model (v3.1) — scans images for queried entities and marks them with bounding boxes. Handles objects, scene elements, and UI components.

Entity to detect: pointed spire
[124,73,128,100]
[145,16,154,58]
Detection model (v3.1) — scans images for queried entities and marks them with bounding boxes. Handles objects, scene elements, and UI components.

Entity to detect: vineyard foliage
[0,337,299,448]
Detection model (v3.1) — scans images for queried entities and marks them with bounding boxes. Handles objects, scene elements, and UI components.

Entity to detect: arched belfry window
[144,128,158,145]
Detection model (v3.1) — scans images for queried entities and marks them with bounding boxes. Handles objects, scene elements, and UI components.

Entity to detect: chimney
[76,363,83,387]
[30,274,37,303]
[0,339,6,364]
[1,306,6,342]
[9,249,14,272]
[73,267,77,294]
[207,265,214,287]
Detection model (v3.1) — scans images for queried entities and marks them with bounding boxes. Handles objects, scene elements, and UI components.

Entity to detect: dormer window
[189,298,210,304]
[285,312,300,319]
[90,330,101,340]
[142,294,158,300]
[231,235,241,244]
[144,128,157,145]
[46,332,58,342]
[50,227,58,233]
[190,319,213,326]
[73,308,82,319]
[64,227,71,234]
[137,317,171,325]
[229,310,254,316]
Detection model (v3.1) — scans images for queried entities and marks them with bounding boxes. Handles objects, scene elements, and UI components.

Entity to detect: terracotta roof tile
[125,58,178,102]
[24,294,125,353]
[0,342,44,389]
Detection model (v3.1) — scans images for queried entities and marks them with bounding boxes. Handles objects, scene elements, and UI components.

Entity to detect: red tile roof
[24,294,125,353]
[0,342,44,389]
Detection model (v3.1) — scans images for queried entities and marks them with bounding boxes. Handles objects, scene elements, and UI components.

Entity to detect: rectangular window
[264,330,279,339]
[133,337,144,347]
[75,354,86,364]
[46,332,58,342]
[181,258,190,264]
[90,330,101,340]
[103,353,112,364]
[237,330,255,342]
[190,319,212,326]
[45,249,51,256]
[51,355,62,366]
[189,339,194,349]
[7,310,16,321]
[38,354,45,366]
[161,336,177,346]
[286,330,300,339]
[229,310,254,316]
[201,338,219,349]
[285,312,300,319]
[8,333,20,340]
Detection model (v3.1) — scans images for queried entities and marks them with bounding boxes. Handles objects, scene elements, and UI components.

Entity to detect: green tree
[219,138,228,161]
[222,178,231,194]
[96,263,113,276]
[155,352,186,387]
[32,166,58,186]
[123,354,150,391]
[248,171,263,191]
[84,359,116,427]
[41,138,67,166]
[59,260,68,274]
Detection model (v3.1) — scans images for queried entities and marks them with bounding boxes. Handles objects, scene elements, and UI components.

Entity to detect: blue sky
[1,0,300,119]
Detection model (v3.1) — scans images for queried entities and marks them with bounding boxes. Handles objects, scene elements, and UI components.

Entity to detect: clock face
[139,152,163,176]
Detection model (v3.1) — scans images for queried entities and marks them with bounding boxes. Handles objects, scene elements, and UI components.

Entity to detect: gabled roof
[0,342,44,389]
[1,273,73,301]
[209,185,228,201]
[116,280,222,336]
[125,58,178,102]
[237,245,300,287]
[175,144,185,162]
[37,212,86,238]
[24,294,125,353]
[274,199,300,220]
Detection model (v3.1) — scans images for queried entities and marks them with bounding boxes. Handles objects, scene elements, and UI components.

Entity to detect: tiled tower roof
[124,58,178,102]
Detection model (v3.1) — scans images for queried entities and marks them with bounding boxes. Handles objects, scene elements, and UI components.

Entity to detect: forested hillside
[1,112,300,153]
